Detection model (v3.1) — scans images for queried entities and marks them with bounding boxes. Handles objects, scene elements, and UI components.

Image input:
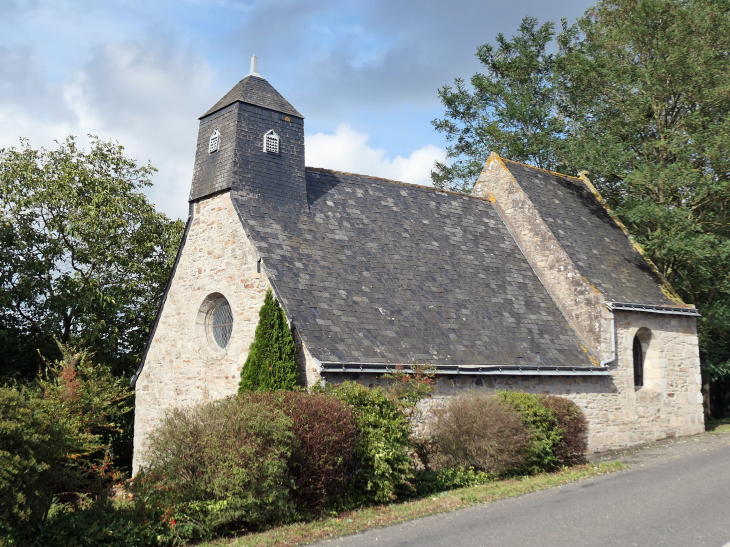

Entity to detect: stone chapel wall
[324,310,704,453]
[132,191,271,473]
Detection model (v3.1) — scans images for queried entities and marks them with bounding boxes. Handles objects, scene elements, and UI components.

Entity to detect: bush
[542,395,588,465]
[274,392,358,514]
[497,391,563,473]
[0,346,133,545]
[239,289,299,392]
[316,381,414,504]
[138,396,296,538]
[0,389,68,544]
[430,392,530,475]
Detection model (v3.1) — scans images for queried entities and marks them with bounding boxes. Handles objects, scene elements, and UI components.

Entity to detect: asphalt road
[314,432,730,547]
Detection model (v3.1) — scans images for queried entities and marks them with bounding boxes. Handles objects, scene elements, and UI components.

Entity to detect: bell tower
[189,56,306,210]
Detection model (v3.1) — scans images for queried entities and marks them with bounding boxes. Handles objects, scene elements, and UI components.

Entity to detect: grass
[198,462,624,547]
[706,417,730,434]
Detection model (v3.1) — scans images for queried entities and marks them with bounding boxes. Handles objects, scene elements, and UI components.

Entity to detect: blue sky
[0,0,593,220]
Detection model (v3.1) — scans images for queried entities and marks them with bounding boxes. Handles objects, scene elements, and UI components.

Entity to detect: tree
[238,289,299,392]
[433,0,730,416]
[557,0,730,416]
[432,16,565,192]
[0,137,184,380]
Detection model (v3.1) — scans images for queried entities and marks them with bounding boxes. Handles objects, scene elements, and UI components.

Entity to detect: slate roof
[201,75,303,119]
[231,169,594,368]
[502,160,677,307]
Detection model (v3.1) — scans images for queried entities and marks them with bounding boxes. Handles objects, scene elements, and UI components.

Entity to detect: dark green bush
[413,467,493,497]
[542,395,588,466]
[1,347,133,545]
[0,388,68,544]
[497,391,563,473]
[316,381,414,504]
[34,497,158,547]
[430,392,530,475]
[238,289,299,392]
[138,395,296,538]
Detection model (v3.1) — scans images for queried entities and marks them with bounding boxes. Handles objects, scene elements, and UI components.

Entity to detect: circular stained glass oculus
[211,300,233,349]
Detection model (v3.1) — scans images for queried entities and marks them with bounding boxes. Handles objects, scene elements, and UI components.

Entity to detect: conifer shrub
[542,395,588,465]
[239,289,299,392]
[139,396,296,536]
[315,381,414,504]
[430,392,530,475]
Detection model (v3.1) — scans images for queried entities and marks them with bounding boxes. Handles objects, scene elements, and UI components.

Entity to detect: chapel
[131,58,704,473]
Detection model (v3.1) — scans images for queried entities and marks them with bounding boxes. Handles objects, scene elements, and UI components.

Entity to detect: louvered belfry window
[211,300,233,349]
[209,130,220,154]
[264,130,279,154]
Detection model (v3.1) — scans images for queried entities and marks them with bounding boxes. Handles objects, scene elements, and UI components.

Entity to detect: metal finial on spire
[250,55,260,77]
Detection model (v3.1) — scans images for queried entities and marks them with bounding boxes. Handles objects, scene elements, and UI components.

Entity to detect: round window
[210,300,233,349]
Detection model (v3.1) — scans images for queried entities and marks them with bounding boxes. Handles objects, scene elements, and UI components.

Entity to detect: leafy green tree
[0,136,184,380]
[557,0,730,415]
[238,289,299,392]
[432,16,565,192]
[433,0,730,416]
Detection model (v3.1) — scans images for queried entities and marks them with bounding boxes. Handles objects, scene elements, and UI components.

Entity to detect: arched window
[209,130,221,154]
[210,299,233,349]
[263,129,279,154]
[633,334,644,387]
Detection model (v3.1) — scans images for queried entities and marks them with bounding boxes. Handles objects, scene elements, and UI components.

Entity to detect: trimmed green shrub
[497,391,563,473]
[239,289,299,392]
[138,396,296,538]
[430,392,530,475]
[542,395,588,466]
[316,381,413,504]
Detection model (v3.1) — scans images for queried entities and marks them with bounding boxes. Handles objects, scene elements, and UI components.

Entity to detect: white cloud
[305,124,444,186]
[0,39,218,221]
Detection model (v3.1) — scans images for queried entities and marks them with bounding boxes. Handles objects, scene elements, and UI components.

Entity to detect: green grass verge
[198,462,624,547]
[706,417,730,434]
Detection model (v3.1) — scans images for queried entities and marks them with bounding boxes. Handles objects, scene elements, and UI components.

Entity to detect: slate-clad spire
[189,58,306,207]
[200,58,302,119]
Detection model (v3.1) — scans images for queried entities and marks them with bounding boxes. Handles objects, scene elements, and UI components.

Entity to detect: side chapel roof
[231,169,595,368]
[500,160,679,307]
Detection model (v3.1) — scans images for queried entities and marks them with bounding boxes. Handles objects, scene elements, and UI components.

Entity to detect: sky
[0,0,593,220]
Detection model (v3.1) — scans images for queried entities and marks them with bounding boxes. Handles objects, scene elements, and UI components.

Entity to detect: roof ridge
[305,167,496,204]
[500,158,583,182]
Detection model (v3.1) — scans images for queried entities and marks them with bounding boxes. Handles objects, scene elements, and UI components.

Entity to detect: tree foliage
[433,0,730,416]
[0,136,184,380]
[432,16,565,192]
[238,289,299,392]
[0,344,133,543]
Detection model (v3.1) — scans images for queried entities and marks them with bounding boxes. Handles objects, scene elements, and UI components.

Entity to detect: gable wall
[473,154,608,360]
[132,191,271,473]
